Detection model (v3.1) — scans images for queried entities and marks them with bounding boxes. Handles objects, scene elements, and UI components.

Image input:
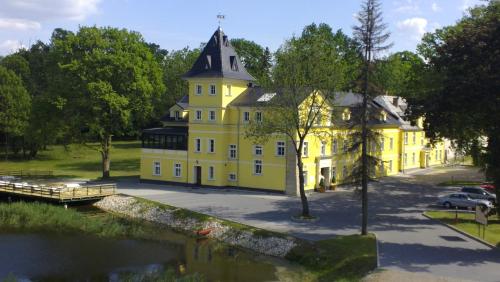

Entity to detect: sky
[0,0,485,56]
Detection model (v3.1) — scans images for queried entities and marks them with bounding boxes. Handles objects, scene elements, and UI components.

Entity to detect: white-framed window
[404,153,408,165]
[380,137,385,151]
[302,141,309,157]
[388,160,393,172]
[255,111,262,122]
[228,173,237,181]
[254,160,262,175]
[229,144,237,159]
[196,84,202,95]
[226,85,232,96]
[153,161,161,176]
[435,150,438,160]
[209,84,216,95]
[390,138,394,150]
[303,171,308,185]
[412,152,416,164]
[315,111,322,125]
[321,141,326,156]
[174,163,181,177]
[332,138,338,154]
[254,145,263,156]
[195,110,202,121]
[208,110,216,121]
[404,132,408,145]
[194,138,202,152]
[243,111,250,122]
[208,139,215,153]
[276,141,285,156]
[175,111,180,120]
[413,132,416,144]
[208,166,215,180]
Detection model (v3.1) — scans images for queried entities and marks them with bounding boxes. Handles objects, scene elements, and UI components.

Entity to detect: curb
[373,232,381,268]
[422,213,498,250]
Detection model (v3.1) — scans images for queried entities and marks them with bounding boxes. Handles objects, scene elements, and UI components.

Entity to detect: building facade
[140,28,446,195]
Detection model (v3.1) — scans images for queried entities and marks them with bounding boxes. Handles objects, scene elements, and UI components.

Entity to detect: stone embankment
[95,194,297,257]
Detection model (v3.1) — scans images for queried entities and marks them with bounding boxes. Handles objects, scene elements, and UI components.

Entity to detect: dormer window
[230,56,238,71]
[174,111,180,120]
[380,110,387,122]
[342,109,351,121]
[206,55,212,69]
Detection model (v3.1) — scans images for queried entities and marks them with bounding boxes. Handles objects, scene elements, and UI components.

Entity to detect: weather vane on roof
[217,14,225,29]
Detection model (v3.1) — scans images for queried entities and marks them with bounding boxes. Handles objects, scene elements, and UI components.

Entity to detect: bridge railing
[0,170,53,178]
[0,182,116,201]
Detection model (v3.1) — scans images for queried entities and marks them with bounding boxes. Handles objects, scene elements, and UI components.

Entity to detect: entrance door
[195,166,202,185]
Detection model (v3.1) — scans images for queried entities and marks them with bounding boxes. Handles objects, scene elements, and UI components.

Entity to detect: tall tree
[0,66,31,159]
[51,26,165,178]
[374,51,423,97]
[407,1,500,214]
[353,0,392,235]
[246,23,349,217]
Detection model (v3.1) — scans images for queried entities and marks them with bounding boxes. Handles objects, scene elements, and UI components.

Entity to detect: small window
[342,109,351,121]
[195,110,202,121]
[229,144,237,159]
[254,160,262,175]
[196,85,202,95]
[413,132,416,144]
[380,137,385,151]
[342,166,347,179]
[175,111,180,120]
[390,138,394,150]
[435,150,438,160]
[404,153,408,165]
[254,145,263,156]
[276,141,285,156]
[208,139,215,153]
[226,85,232,96]
[208,110,216,121]
[388,160,393,172]
[321,141,326,156]
[209,84,216,95]
[302,141,309,157]
[380,111,387,122]
[174,163,181,177]
[228,173,237,181]
[255,111,262,122]
[332,139,338,154]
[195,138,201,152]
[208,166,215,180]
[153,161,161,176]
[412,152,416,164]
[343,139,348,153]
[303,171,308,185]
[243,111,250,122]
[404,132,408,145]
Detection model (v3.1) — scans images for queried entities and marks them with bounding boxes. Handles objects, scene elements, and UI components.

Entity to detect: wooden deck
[0,182,116,203]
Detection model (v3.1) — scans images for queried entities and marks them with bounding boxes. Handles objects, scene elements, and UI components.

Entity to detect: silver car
[461,186,496,203]
[437,192,494,209]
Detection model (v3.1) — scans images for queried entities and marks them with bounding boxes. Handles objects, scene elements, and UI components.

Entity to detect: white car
[437,192,494,209]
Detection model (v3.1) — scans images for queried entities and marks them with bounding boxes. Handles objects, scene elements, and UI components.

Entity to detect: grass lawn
[425,211,500,247]
[286,234,377,281]
[0,141,141,180]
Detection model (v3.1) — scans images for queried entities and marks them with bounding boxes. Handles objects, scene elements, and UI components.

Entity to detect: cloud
[460,0,480,11]
[0,18,41,30]
[397,17,428,40]
[0,0,101,21]
[394,0,421,14]
[431,2,441,12]
[0,39,25,55]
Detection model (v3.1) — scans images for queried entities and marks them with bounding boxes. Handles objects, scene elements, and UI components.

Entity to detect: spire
[183,28,255,81]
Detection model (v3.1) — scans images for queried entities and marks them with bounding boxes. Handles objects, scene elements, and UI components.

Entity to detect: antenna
[217,14,225,29]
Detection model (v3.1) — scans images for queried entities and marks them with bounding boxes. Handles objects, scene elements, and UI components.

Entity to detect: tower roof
[183,28,255,81]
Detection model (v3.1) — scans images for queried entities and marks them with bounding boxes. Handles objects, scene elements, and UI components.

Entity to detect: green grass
[0,141,141,179]
[425,211,500,247]
[286,234,377,281]
[0,201,148,238]
[437,180,483,186]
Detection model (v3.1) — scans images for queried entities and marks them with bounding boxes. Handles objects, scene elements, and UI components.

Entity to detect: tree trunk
[361,52,371,236]
[487,131,500,217]
[101,135,112,179]
[297,157,310,217]
[4,134,7,161]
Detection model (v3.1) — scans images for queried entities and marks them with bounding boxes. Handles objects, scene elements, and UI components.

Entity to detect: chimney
[392,97,399,107]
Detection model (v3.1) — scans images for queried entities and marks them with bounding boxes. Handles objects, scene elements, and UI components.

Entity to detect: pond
[0,227,300,281]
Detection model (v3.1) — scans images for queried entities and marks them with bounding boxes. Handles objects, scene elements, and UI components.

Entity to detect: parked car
[480,182,496,193]
[437,193,494,209]
[461,186,496,203]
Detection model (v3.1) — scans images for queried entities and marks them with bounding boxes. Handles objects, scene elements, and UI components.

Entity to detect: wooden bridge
[0,182,116,203]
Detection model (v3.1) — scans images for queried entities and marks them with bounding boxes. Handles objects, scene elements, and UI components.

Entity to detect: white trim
[195,84,203,96]
[207,138,215,153]
[209,84,216,96]
[173,163,182,177]
[228,144,237,159]
[253,144,263,156]
[228,173,237,181]
[194,138,202,152]
[253,159,263,175]
[208,165,215,180]
[276,141,286,156]
[152,161,161,176]
[208,110,216,121]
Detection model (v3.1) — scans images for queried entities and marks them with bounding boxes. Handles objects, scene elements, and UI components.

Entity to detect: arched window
[342,109,351,121]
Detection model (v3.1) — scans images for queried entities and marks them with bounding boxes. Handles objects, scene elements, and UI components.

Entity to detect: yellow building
[140,28,445,195]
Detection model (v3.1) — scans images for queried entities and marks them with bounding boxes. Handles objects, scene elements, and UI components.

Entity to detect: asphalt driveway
[116,167,500,282]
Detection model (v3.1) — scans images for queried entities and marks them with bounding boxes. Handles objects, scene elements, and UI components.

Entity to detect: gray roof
[176,95,189,109]
[183,28,255,81]
[374,95,421,130]
[228,86,312,107]
[142,127,188,135]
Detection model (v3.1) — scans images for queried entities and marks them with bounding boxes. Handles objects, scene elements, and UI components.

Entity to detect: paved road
[116,168,500,282]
